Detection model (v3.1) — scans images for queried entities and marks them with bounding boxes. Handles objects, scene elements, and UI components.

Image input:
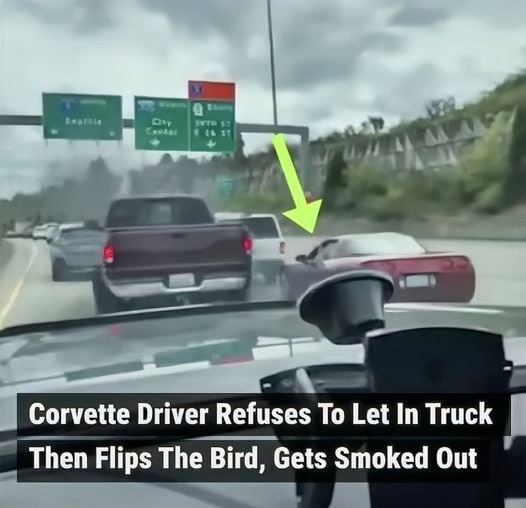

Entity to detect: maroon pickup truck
[92,195,253,314]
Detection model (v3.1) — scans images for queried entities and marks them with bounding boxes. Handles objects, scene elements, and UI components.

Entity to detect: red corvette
[280,232,476,303]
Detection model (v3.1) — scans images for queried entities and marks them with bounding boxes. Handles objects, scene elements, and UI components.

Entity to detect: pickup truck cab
[214,212,285,283]
[92,195,253,314]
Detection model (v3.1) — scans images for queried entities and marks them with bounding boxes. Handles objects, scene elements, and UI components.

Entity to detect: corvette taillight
[363,260,397,273]
[442,257,470,270]
[452,257,470,269]
[103,243,115,265]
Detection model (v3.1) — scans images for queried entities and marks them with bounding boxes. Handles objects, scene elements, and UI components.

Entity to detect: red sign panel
[188,81,235,102]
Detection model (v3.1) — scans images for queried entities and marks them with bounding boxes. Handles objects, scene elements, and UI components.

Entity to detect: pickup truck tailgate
[106,224,250,279]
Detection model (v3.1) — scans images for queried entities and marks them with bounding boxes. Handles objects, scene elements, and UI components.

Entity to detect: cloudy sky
[0,0,525,197]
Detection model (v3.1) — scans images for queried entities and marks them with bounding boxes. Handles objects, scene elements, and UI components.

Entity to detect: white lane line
[0,242,39,329]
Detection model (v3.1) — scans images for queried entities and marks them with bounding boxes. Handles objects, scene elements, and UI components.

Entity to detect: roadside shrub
[472,182,506,214]
[503,106,526,204]
[357,185,409,221]
[343,162,390,210]
[345,165,456,219]
[223,192,290,213]
[323,149,347,210]
[455,112,512,209]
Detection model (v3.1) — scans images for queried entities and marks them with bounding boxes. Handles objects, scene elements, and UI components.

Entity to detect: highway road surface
[1,237,526,330]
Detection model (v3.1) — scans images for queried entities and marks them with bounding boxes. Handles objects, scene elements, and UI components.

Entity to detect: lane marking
[0,242,39,329]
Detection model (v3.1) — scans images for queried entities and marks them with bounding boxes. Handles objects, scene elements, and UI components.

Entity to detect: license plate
[405,274,436,288]
[168,273,195,288]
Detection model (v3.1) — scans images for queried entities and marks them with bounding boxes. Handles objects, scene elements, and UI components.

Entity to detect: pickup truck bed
[92,195,252,313]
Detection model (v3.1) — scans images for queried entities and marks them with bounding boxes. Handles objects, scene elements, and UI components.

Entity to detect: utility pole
[266,0,278,126]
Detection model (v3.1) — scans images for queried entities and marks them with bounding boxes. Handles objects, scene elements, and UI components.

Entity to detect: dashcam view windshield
[1,1,526,507]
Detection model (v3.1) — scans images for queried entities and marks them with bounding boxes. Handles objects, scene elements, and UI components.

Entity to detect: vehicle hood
[2,470,370,508]
[0,341,366,433]
[2,303,526,508]
[384,302,526,340]
[1,302,526,432]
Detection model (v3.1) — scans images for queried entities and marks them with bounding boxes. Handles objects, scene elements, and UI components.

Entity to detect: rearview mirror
[295,254,307,263]
[298,270,394,345]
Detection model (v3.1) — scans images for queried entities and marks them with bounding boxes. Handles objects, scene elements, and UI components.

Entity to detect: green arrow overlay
[272,133,323,234]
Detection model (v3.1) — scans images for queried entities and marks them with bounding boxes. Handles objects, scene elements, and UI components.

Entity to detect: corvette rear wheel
[92,273,126,314]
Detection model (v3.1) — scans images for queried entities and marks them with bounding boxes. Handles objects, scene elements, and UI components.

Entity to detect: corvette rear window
[335,236,426,257]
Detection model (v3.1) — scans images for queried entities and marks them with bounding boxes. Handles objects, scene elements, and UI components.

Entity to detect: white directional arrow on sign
[109,131,116,137]
[206,139,216,148]
[50,129,59,135]
[150,138,161,147]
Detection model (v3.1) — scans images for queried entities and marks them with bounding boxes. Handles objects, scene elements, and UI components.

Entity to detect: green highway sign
[42,93,122,140]
[216,176,236,198]
[134,96,190,151]
[189,100,235,152]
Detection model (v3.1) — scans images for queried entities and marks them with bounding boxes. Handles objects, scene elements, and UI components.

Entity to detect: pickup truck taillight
[103,243,115,265]
[279,241,286,254]
[242,235,253,255]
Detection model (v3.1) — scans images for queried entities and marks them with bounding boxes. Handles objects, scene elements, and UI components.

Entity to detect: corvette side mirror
[295,254,307,263]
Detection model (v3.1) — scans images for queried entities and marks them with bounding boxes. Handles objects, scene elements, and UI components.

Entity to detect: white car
[48,222,85,244]
[42,222,60,242]
[215,212,285,283]
[32,225,49,240]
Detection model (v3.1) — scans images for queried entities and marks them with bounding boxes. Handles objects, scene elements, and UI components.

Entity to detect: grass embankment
[222,71,526,240]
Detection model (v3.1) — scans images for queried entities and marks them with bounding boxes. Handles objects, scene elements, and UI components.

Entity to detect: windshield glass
[0,0,524,330]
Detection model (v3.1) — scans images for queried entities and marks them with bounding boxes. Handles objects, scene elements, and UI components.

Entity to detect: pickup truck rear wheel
[279,270,291,300]
[92,274,125,314]
[263,271,278,285]
[225,287,250,303]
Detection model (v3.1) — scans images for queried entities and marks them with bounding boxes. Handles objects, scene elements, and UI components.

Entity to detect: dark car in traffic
[92,194,253,314]
[49,223,106,281]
